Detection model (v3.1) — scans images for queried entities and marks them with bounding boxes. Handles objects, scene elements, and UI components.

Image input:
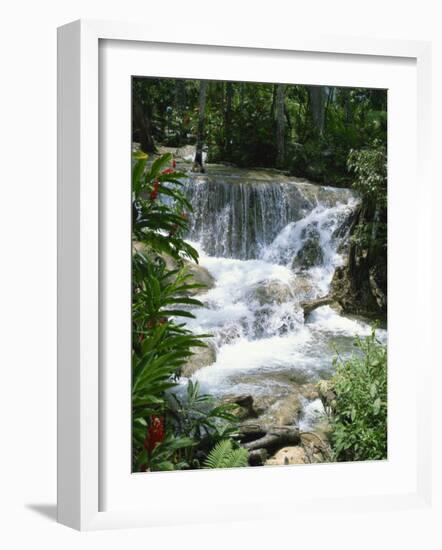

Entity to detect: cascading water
[180,166,386,429]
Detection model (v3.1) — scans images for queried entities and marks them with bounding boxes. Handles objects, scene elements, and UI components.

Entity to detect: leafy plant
[132,151,198,262]
[166,380,241,467]
[347,141,387,209]
[203,439,249,469]
[327,330,387,461]
[131,151,214,470]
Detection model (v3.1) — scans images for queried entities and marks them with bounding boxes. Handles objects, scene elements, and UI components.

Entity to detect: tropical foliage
[132,79,387,187]
[203,439,249,469]
[131,151,244,472]
[326,330,387,462]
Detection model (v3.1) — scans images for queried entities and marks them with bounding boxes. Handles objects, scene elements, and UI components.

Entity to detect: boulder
[300,431,332,463]
[183,262,215,295]
[257,394,303,427]
[246,279,294,306]
[221,395,259,420]
[266,446,308,466]
[133,241,215,295]
[292,227,324,271]
[181,343,216,377]
[299,383,319,401]
[290,275,315,300]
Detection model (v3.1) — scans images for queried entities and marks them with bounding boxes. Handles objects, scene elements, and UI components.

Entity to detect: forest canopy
[132,77,387,186]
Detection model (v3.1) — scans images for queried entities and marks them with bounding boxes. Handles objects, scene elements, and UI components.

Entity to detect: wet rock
[133,241,214,295]
[181,343,216,377]
[217,325,242,345]
[290,275,315,300]
[291,227,324,271]
[246,279,294,306]
[256,392,303,426]
[300,431,332,463]
[316,380,336,414]
[183,262,215,295]
[266,446,308,466]
[299,383,319,401]
[221,395,259,420]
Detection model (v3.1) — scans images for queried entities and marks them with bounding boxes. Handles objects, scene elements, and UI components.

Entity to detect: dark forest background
[132,78,387,187]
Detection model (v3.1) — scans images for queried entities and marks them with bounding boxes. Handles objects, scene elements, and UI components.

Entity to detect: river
[179,165,386,430]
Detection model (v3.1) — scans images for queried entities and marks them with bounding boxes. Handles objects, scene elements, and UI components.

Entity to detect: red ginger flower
[162,168,174,175]
[143,416,165,455]
[150,180,160,201]
[172,159,177,168]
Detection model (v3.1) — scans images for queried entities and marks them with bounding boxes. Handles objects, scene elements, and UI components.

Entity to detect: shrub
[328,330,387,461]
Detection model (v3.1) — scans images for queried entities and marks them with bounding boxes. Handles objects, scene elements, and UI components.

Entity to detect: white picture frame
[57,19,432,531]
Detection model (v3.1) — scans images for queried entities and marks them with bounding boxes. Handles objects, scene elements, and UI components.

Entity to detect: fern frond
[203,440,248,469]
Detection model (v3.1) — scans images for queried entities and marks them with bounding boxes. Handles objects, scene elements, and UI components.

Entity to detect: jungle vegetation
[132,78,388,467]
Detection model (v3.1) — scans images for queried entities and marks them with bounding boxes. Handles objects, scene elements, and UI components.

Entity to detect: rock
[217,325,242,345]
[300,431,332,463]
[181,343,216,377]
[290,275,315,300]
[316,380,336,414]
[299,383,319,401]
[246,279,294,306]
[266,446,308,466]
[222,395,258,420]
[259,394,303,426]
[183,262,215,295]
[248,448,268,466]
[133,241,215,295]
[292,227,324,271]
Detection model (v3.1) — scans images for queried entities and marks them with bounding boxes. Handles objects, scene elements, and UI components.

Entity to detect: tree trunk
[223,81,233,158]
[194,80,208,172]
[369,202,381,260]
[275,84,286,168]
[343,90,353,124]
[324,86,334,124]
[133,96,155,153]
[242,426,300,455]
[174,79,187,145]
[308,85,326,135]
[300,295,335,317]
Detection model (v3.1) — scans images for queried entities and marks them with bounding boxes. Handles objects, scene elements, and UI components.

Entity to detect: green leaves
[132,150,199,262]
[328,329,387,462]
[203,440,249,469]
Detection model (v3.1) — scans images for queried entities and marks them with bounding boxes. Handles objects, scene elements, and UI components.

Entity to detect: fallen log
[236,424,267,444]
[242,426,300,455]
[300,295,334,317]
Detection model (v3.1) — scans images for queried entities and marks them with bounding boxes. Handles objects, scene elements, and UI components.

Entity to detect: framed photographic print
[57,19,432,530]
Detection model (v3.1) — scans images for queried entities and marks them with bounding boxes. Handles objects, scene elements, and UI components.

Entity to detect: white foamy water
[178,172,385,427]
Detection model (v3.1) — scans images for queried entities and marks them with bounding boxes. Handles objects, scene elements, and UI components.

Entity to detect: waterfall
[184,171,357,266]
[184,173,315,259]
[178,167,385,429]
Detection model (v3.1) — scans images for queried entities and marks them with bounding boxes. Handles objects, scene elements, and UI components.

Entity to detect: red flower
[162,168,174,175]
[150,180,160,201]
[143,416,165,455]
[172,159,177,169]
